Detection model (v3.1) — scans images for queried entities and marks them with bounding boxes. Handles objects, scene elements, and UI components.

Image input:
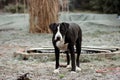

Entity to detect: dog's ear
[49,23,57,32]
[61,22,69,31]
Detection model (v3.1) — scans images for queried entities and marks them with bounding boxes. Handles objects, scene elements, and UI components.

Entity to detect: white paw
[53,69,59,74]
[76,66,81,72]
[70,71,76,74]
[66,65,71,69]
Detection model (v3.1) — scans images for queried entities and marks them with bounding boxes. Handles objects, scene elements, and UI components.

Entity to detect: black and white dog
[49,22,82,73]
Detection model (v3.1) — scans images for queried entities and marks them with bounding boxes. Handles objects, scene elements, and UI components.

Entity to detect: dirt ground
[0,13,120,80]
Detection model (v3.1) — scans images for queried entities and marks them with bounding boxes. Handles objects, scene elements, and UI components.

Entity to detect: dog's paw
[66,65,71,69]
[76,66,81,72]
[53,69,59,74]
[70,71,76,74]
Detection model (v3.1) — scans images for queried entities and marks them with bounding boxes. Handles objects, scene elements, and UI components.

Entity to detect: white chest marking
[56,40,68,51]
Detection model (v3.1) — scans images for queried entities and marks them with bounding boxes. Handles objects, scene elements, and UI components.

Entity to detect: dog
[49,22,82,73]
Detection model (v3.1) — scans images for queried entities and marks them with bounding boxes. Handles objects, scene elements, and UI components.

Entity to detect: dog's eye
[52,27,57,33]
[60,29,64,33]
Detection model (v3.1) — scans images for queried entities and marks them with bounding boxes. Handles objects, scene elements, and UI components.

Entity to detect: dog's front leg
[54,47,60,73]
[68,44,76,72]
[65,51,71,69]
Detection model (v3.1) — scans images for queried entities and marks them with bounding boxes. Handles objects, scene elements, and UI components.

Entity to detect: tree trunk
[29,0,59,33]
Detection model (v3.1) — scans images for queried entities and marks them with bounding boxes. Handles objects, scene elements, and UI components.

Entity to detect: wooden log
[14,50,120,61]
[26,46,117,53]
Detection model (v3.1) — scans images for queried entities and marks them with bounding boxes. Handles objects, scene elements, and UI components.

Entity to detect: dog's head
[49,22,69,41]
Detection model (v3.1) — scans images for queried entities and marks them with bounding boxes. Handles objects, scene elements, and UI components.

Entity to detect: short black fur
[49,22,82,72]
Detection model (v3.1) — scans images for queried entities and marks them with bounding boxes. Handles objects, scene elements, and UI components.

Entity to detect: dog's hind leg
[76,38,82,71]
[68,44,76,71]
[76,39,81,67]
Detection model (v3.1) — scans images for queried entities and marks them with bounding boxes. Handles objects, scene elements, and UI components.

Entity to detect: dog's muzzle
[54,34,62,41]
[56,36,61,41]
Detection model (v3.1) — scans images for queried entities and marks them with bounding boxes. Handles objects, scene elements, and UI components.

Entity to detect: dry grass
[29,0,59,33]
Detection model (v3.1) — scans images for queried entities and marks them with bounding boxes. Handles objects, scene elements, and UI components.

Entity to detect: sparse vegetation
[109,55,120,60]
[59,74,65,79]
[85,30,110,38]
[71,0,120,14]
[4,4,25,13]
[94,57,104,61]
[80,56,91,63]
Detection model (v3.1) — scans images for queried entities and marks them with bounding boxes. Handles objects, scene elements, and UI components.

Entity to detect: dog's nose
[56,36,60,41]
